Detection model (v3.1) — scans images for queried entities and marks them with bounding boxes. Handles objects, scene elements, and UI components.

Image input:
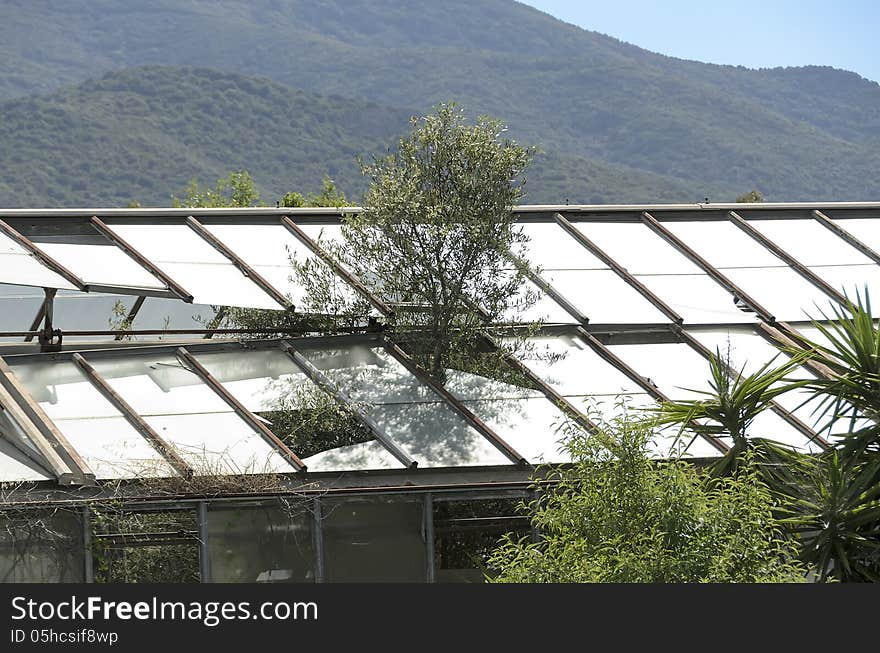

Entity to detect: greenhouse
[0,201,877,582]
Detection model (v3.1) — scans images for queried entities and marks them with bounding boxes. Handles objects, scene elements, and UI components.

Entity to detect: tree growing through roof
[172,170,260,208]
[303,102,538,381]
[486,416,808,583]
[736,189,765,203]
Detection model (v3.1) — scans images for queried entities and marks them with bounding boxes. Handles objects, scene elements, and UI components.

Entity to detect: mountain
[1,0,878,204]
[0,66,700,207]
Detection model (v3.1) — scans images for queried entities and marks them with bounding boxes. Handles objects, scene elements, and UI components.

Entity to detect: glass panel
[0,509,84,582]
[664,220,783,268]
[204,224,353,309]
[805,266,880,315]
[460,398,573,463]
[572,222,755,324]
[749,219,873,266]
[0,284,43,337]
[541,270,670,323]
[10,360,176,479]
[92,509,199,583]
[501,273,578,324]
[519,222,605,271]
[605,342,717,401]
[833,218,880,252]
[193,348,401,472]
[208,501,315,583]
[87,355,296,475]
[322,498,426,582]
[0,438,52,482]
[38,240,166,290]
[722,267,837,321]
[108,224,282,309]
[0,232,77,290]
[433,497,531,583]
[574,222,702,274]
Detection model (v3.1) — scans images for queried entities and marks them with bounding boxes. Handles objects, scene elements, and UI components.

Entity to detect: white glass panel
[444,370,544,401]
[370,403,510,467]
[541,270,670,323]
[0,232,77,290]
[0,284,42,335]
[723,267,835,321]
[833,218,880,253]
[632,275,757,324]
[461,398,573,463]
[573,222,702,274]
[519,222,606,270]
[749,410,821,452]
[0,439,52,482]
[502,274,577,324]
[109,224,282,309]
[39,242,165,290]
[805,266,880,314]
[605,342,715,401]
[303,440,402,472]
[87,355,296,474]
[204,224,335,308]
[10,361,175,479]
[749,219,873,266]
[296,223,344,246]
[664,221,782,268]
[513,335,644,397]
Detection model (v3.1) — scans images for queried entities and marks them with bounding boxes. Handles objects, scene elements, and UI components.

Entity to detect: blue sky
[521,1,879,83]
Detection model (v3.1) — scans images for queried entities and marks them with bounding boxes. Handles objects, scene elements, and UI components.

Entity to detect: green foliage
[321,102,537,379]
[279,175,348,208]
[487,418,808,583]
[173,170,260,208]
[1,2,879,203]
[736,189,765,202]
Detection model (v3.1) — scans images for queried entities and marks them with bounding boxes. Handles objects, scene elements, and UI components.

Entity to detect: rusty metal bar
[554,212,683,323]
[279,341,416,469]
[0,355,95,483]
[756,322,836,381]
[174,347,306,472]
[0,219,86,291]
[640,211,774,322]
[280,216,394,317]
[90,217,194,302]
[381,336,529,465]
[185,216,291,309]
[673,326,829,449]
[71,353,193,477]
[812,210,880,265]
[728,210,847,306]
[115,296,146,341]
[574,326,729,453]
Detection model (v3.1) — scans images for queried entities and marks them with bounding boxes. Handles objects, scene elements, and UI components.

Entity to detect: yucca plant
[780,451,880,582]
[654,348,812,478]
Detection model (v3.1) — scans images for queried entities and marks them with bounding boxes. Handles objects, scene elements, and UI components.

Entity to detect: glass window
[433,497,531,583]
[10,360,176,479]
[0,508,84,582]
[36,239,166,291]
[207,501,315,583]
[107,224,283,309]
[322,498,427,582]
[541,270,670,323]
[748,219,872,267]
[0,232,77,290]
[86,355,297,475]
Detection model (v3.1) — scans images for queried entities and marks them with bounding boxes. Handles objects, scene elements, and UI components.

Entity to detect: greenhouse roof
[0,202,876,488]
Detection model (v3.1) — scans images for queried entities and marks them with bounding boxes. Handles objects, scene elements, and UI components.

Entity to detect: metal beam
[185,216,291,309]
[90,217,194,302]
[728,210,847,306]
[280,216,394,317]
[673,326,829,449]
[640,211,775,322]
[23,302,45,343]
[554,213,684,324]
[71,353,193,478]
[280,340,417,469]
[756,322,836,381]
[812,210,880,266]
[381,336,529,465]
[574,326,729,453]
[0,355,95,483]
[174,347,307,472]
[115,296,146,341]
[197,501,211,583]
[0,219,87,291]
